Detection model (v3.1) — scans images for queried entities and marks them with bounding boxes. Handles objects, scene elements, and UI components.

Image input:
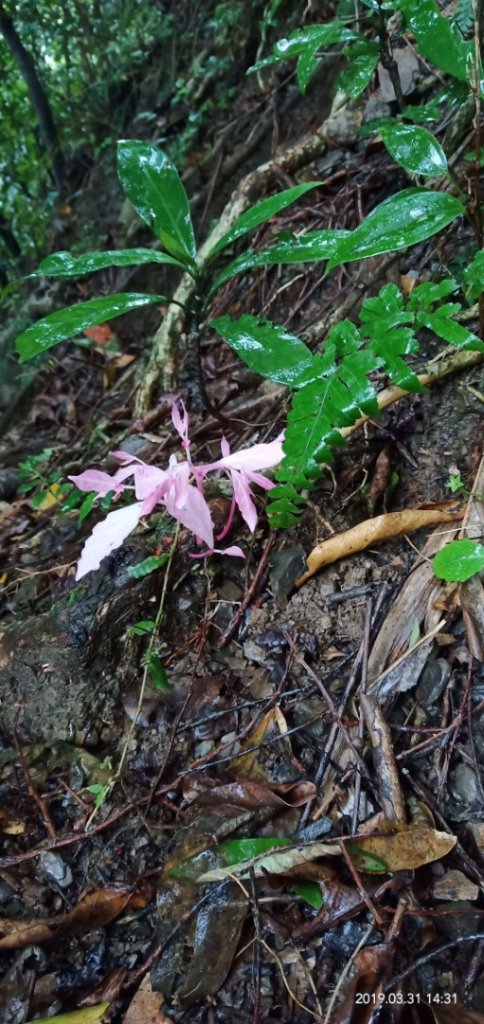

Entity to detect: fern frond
[455,0,473,36]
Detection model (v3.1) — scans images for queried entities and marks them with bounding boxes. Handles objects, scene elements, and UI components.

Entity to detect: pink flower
[68,402,283,579]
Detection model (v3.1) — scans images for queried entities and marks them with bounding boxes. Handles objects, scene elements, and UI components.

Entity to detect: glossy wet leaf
[34,248,187,277]
[169,836,291,881]
[248,22,358,74]
[208,230,348,296]
[210,182,322,256]
[433,539,484,582]
[399,0,472,81]
[117,140,196,262]
[380,123,447,177]
[211,313,313,386]
[16,293,165,362]
[338,40,379,99]
[327,188,464,270]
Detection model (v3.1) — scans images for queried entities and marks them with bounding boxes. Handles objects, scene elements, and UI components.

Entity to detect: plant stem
[377,1,404,112]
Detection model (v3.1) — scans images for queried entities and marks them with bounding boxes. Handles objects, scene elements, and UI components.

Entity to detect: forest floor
[1,35,484,1024]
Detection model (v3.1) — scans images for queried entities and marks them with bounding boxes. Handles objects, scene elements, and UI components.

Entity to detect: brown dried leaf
[297,507,463,585]
[352,823,456,872]
[0,888,144,950]
[192,779,315,814]
[122,976,171,1024]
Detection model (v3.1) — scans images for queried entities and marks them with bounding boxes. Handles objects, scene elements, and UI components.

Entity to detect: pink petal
[111,450,144,464]
[68,469,119,496]
[75,502,143,580]
[231,472,259,532]
[133,464,169,500]
[171,399,190,449]
[214,438,284,472]
[163,480,214,548]
[190,544,245,559]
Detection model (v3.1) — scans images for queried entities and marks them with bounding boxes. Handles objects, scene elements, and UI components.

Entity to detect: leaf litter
[1,29,484,1024]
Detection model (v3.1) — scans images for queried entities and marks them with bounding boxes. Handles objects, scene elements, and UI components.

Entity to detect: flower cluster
[69,401,284,580]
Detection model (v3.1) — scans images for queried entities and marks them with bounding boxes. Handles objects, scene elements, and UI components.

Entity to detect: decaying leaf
[297,507,463,585]
[0,888,145,950]
[122,976,171,1024]
[229,706,291,781]
[351,823,456,872]
[191,818,456,882]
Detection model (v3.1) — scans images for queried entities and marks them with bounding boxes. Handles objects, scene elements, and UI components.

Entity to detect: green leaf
[34,248,187,277]
[291,882,324,910]
[208,230,349,297]
[210,183,322,257]
[358,283,423,391]
[432,539,484,582]
[269,334,380,526]
[415,305,484,350]
[398,0,473,81]
[78,492,97,523]
[127,554,169,579]
[338,40,379,99]
[296,47,321,93]
[327,189,464,270]
[401,101,442,124]
[148,653,171,690]
[464,249,484,300]
[128,619,156,636]
[380,123,448,177]
[117,140,196,262]
[170,837,291,881]
[16,293,165,362]
[248,23,358,74]
[211,313,313,386]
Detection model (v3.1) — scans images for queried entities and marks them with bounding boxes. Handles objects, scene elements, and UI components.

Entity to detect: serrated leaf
[407,278,458,309]
[16,293,165,362]
[338,40,379,99]
[398,0,473,81]
[327,188,464,270]
[464,249,484,300]
[211,313,313,386]
[433,539,484,582]
[380,123,448,177]
[117,140,196,262]
[127,554,169,579]
[34,248,187,277]
[416,307,484,350]
[208,230,348,297]
[210,182,322,257]
[269,343,380,526]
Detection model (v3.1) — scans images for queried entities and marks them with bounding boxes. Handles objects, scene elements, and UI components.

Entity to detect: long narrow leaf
[117,140,196,263]
[208,230,348,298]
[210,182,322,258]
[16,293,166,361]
[327,189,463,270]
[34,248,188,277]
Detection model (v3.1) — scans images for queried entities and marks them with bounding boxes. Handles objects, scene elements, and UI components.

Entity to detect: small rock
[38,851,73,888]
[416,658,450,705]
[449,763,480,805]
[433,869,478,902]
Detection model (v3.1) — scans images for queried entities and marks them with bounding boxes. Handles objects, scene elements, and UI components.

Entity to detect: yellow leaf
[25,1004,109,1024]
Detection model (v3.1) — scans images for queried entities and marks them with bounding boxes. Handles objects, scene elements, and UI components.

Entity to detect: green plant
[14,4,484,541]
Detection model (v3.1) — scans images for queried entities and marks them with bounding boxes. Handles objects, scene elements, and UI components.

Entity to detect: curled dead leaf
[297,507,463,586]
[0,887,144,950]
